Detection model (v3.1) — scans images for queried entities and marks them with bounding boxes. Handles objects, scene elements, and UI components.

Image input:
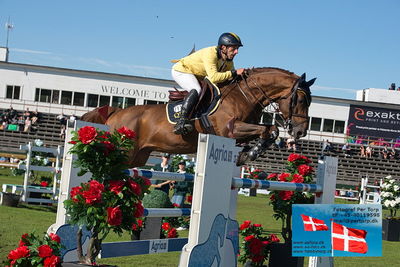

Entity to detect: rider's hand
[236,68,245,76]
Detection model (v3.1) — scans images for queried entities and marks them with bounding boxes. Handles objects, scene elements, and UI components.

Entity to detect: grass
[0,167,399,266]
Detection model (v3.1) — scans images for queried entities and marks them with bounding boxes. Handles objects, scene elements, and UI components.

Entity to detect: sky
[0,0,399,100]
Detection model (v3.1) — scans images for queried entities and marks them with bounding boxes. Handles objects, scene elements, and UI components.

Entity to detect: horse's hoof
[248,150,258,161]
[236,152,249,166]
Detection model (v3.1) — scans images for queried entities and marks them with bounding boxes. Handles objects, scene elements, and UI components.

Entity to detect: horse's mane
[246,67,296,77]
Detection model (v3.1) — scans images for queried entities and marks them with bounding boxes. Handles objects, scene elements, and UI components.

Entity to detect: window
[144,100,162,105]
[61,91,73,105]
[6,85,21,99]
[261,112,274,125]
[310,117,322,131]
[334,120,345,134]
[124,97,136,108]
[275,114,285,127]
[99,95,110,106]
[323,119,334,132]
[73,92,85,106]
[112,96,124,108]
[40,89,52,103]
[88,94,99,107]
[35,88,40,102]
[52,90,60,104]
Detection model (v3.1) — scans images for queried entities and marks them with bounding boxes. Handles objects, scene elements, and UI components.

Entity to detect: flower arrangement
[64,126,151,265]
[248,168,267,180]
[5,232,62,267]
[238,220,280,266]
[380,176,400,218]
[161,221,179,238]
[266,153,314,243]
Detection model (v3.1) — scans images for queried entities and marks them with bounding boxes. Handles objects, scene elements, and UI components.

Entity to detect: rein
[230,70,310,129]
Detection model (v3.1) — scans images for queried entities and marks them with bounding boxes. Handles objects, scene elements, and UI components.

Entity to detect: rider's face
[221,45,239,60]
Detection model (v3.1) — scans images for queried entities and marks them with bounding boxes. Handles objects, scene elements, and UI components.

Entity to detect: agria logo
[354,108,365,121]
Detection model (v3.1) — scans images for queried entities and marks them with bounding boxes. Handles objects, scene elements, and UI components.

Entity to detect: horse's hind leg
[230,121,278,165]
[127,148,152,168]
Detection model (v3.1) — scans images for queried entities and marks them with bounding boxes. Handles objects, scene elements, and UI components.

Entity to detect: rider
[171,32,245,135]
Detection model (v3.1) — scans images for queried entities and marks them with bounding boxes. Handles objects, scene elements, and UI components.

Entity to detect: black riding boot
[174,89,199,135]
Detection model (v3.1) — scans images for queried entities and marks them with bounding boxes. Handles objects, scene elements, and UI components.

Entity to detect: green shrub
[143,189,172,208]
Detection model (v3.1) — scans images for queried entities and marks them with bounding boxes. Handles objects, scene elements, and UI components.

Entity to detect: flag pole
[331,219,334,257]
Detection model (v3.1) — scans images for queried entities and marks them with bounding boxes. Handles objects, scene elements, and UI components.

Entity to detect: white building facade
[1,51,399,144]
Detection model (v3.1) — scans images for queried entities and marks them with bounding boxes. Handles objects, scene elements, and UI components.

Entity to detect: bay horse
[81,67,316,167]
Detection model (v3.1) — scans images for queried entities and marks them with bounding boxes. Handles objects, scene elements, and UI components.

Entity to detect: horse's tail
[81,105,121,124]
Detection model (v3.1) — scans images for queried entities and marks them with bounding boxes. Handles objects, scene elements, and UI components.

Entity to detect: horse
[81,67,316,167]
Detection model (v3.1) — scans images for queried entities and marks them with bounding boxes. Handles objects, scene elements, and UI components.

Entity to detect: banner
[347,105,400,139]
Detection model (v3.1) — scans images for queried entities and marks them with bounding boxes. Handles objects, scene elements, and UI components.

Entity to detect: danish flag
[300,214,328,231]
[332,222,368,254]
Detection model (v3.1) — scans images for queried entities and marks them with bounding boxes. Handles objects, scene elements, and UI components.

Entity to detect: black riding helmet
[218,32,243,47]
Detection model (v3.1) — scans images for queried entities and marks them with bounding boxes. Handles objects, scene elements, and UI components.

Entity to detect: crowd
[56,113,77,139]
[388,82,400,91]
[0,107,40,132]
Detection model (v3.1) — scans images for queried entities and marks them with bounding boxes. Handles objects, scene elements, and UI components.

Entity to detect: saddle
[166,78,221,133]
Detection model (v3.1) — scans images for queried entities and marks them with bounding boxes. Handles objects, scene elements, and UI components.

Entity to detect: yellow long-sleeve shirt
[172,46,234,84]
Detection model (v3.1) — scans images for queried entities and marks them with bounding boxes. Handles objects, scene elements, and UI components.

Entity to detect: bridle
[231,71,311,130]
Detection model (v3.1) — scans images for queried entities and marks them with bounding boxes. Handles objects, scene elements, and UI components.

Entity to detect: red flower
[78,126,97,144]
[82,180,104,205]
[279,191,294,200]
[68,140,77,144]
[251,254,265,263]
[40,181,49,187]
[300,155,312,163]
[267,173,278,180]
[253,224,262,228]
[108,180,125,194]
[141,177,152,187]
[8,246,30,261]
[38,245,53,258]
[70,186,83,203]
[18,233,29,247]
[134,202,144,217]
[270,194,275,201]
[186,195,193,203]
[168,228,178,238]
[44,255,61,267]
[287,153,302,162]
[298,164,313,176]
[244,235,255,242]
[49,233,61,243]
[248,238,264,255]
[278,173,290,182]
[127,180,142,196]
[101,141,115,155]
[117,126,136,139]
[172,203,180,208]
[132,219,144,231]
[291,174,304,183]
[162,222,170,231]
[270,234,280,243]
[240,220,251,230]
[107,206,123,226]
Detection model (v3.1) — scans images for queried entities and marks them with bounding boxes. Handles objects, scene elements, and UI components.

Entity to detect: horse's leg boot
[174,89,199,135]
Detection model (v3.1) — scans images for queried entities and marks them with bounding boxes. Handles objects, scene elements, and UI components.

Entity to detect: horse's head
[276,73,316,139]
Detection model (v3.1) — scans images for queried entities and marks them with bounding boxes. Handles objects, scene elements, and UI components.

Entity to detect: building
[1,46,400,145]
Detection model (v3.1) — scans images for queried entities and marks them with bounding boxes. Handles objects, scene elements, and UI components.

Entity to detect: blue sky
[0,0,399,100]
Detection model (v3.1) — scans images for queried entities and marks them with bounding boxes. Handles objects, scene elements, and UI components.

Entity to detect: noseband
[233,72,311,130]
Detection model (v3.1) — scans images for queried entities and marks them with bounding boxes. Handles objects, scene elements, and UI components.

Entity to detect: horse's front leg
[229,121,279,165]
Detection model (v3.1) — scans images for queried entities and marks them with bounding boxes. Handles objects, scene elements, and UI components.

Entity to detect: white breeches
[171,68,202,94]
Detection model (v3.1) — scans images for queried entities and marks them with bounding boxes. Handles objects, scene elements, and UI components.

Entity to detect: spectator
[17,116,25,131]
[389,83,396,90]
[381,144,389,159]
[360,144,366,157]
[23,108,31,119]
[57,113,67,125]
[24,117,32,132]
[9,107,17,120]
[60,124,66,139]
[151,153,173,195]
[69,114,76,126]
[342,142,351,157]
[31,109,39,125]
[171,161,190,208]
[287,137,297,151]
[365,145,373,158]
[389,147,396,159]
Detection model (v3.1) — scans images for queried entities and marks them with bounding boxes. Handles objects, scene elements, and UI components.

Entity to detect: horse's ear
[307,78,317,87]
[300,73,306,81]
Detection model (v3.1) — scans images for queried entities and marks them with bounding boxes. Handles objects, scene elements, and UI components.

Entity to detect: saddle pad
[166,84,221,125]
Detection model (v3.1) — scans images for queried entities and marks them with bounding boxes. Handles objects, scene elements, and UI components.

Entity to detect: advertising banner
[292,204,382,257]
[347,105,400,139]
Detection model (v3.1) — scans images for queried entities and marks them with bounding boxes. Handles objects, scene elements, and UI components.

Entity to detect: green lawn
[0,167,398,266]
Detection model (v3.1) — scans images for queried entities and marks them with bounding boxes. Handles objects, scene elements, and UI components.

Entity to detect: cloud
[313,85,358,93]
[11,48,53,55]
